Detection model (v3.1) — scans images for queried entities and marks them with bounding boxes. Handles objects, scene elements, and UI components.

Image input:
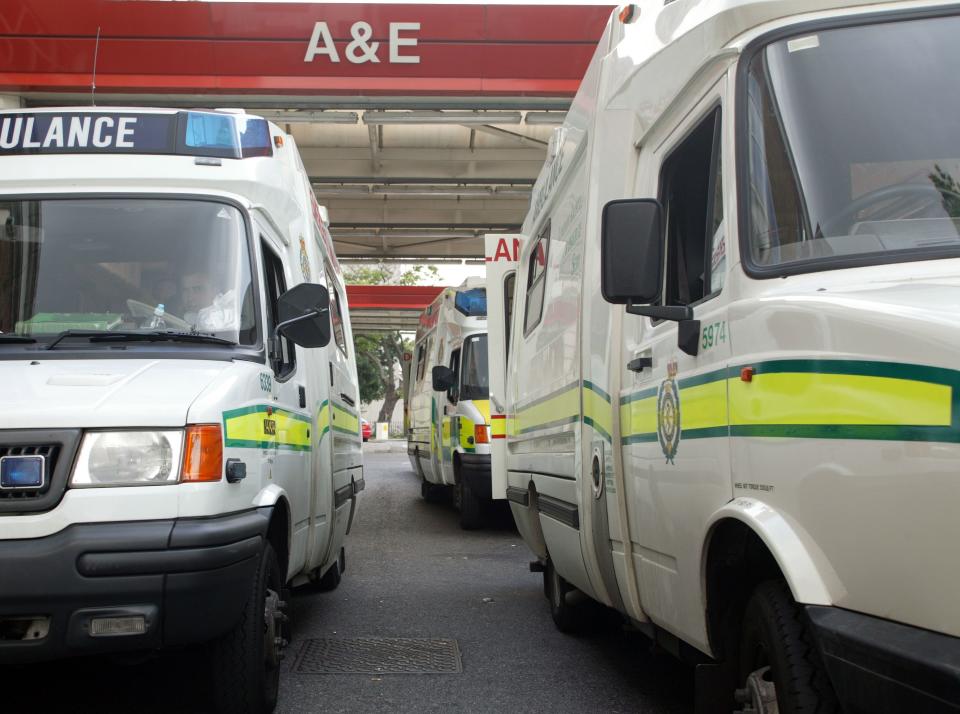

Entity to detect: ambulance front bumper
[0,508,270,663]
[807,606,960,713]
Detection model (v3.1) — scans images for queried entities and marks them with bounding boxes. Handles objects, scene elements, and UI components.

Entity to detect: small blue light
[455,288,487,317]
[0,455,44,489]
[184,113,239,154]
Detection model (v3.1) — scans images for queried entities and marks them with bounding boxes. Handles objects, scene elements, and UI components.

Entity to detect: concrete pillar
[0,95,23,109]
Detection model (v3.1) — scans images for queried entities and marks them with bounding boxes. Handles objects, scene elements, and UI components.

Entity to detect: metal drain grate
[293,637,462,674]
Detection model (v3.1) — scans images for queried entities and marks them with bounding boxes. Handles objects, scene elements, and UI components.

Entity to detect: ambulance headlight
[71,431,183,486]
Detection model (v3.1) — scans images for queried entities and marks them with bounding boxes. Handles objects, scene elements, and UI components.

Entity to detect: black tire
[457,477,483,530]
[545,559,580,633]
[211,542,284,714]
[317,547,345,591]
[421,477,445,503]
[737,580,840,714]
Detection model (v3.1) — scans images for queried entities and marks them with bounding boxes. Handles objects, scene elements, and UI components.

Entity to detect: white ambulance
[0,108,363,714]
[492,2,960,712]
[406,279,491,529]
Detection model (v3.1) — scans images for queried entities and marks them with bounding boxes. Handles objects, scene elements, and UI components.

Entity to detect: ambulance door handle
[340,392,355,407]
[298,385,306,409]
[491,396,504,413]
[329,362,334,386]
[627,355,653,373]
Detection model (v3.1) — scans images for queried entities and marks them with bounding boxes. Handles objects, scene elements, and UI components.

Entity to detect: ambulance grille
[0,431,79,514]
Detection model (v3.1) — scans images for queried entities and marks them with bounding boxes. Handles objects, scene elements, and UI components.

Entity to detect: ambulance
[0,108,363,714]
[491,2,960,712]
[406,278,491,529]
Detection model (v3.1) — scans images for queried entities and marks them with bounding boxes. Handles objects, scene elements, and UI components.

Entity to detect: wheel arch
[701,498,842,657]
[253,484,292,581]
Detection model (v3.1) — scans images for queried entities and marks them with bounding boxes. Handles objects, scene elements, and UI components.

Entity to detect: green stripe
[516,381,579,412]
[583,380,611,403]
[332,424,361,437]
[678,367,729,390]
[224,438,312,452]
[738,359,960,385]
[620,386,659,405]
[583,415,611,443]
[517,414,579,435]
[730,423,960,443]
[222,404,312,423]
[331,400,358,418]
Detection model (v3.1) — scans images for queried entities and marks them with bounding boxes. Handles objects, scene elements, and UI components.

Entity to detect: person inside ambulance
[180,270,239,334]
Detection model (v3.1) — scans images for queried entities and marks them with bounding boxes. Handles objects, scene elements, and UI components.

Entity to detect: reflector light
[90,616,146,637]
[474,425,490,444]
[618,4,639,24]
[181,425,223,482]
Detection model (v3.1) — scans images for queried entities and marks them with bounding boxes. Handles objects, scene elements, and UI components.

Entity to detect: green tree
[346,263,437,425]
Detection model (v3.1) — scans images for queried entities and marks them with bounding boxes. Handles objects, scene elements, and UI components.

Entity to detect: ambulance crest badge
[657,359,681,464]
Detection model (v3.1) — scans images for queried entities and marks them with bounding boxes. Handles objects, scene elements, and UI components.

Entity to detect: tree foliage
[345,263,434,421]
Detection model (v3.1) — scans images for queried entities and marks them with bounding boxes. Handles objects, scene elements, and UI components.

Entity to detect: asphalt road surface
[7,448,694,714]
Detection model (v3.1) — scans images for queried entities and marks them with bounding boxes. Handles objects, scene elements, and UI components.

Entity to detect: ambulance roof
[0,108,316,246]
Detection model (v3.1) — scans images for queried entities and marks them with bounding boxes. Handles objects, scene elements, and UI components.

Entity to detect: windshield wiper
[46,330,237,350]
[0,335,37,344]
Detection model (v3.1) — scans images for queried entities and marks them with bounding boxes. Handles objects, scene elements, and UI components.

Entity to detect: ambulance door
[619,95,733,641]
[439,344,461,485]
[324,261,359,500]
[484,234,524,499]
[259,232,311,576]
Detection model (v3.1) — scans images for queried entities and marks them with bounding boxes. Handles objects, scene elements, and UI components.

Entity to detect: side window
[447,347,461,404]
[324,264,348,356]
[261,240,295,379]
[504,271,516,359]
[707,142,726,294]
[660,108,723,307]
[415,339,427,382]
[523,222,550,335]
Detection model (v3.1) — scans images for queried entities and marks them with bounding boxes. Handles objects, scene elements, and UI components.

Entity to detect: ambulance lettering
[487,237,521,263]
[0,115,138,151]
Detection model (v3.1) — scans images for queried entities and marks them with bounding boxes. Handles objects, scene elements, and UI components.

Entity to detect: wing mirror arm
[625,301,692,322]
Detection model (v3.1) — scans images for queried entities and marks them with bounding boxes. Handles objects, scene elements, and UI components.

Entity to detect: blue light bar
[455,288,487,317]
[0,111,273,160]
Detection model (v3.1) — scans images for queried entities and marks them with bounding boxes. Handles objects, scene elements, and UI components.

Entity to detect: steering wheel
[820,181,960,235]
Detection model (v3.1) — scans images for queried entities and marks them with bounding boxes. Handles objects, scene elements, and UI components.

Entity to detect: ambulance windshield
[0,198,256,347]
[745,15,960,271]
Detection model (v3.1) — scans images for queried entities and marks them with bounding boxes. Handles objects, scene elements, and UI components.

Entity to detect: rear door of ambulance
[484,234,525,499]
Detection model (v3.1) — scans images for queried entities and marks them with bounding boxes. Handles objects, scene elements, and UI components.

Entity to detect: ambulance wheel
[421,477,445,503]
[317,547,345,591]
[211,542,284,714]
[546,559,580,634]
[735,580,840,714]
[457,478,483,530]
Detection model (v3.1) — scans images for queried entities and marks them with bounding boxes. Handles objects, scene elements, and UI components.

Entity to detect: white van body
[407,278,491,528]
[0,108,362,713]
[493,3,960,712]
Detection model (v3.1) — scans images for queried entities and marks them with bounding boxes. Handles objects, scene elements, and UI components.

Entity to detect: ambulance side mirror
[601,198,663,304]
[276,283,331,349]
[601,199,692,323]
[432,366,455,392]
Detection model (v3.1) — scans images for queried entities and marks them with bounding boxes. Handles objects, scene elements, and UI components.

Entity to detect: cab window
[324,264,348,356]
[261,240,295,379]
[503,272,516,359]
[660,108,723,307]
[523,222,550,335]
[447,347,461,404]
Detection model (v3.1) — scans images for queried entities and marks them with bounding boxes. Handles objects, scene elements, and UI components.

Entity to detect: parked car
[361,418,372,442]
